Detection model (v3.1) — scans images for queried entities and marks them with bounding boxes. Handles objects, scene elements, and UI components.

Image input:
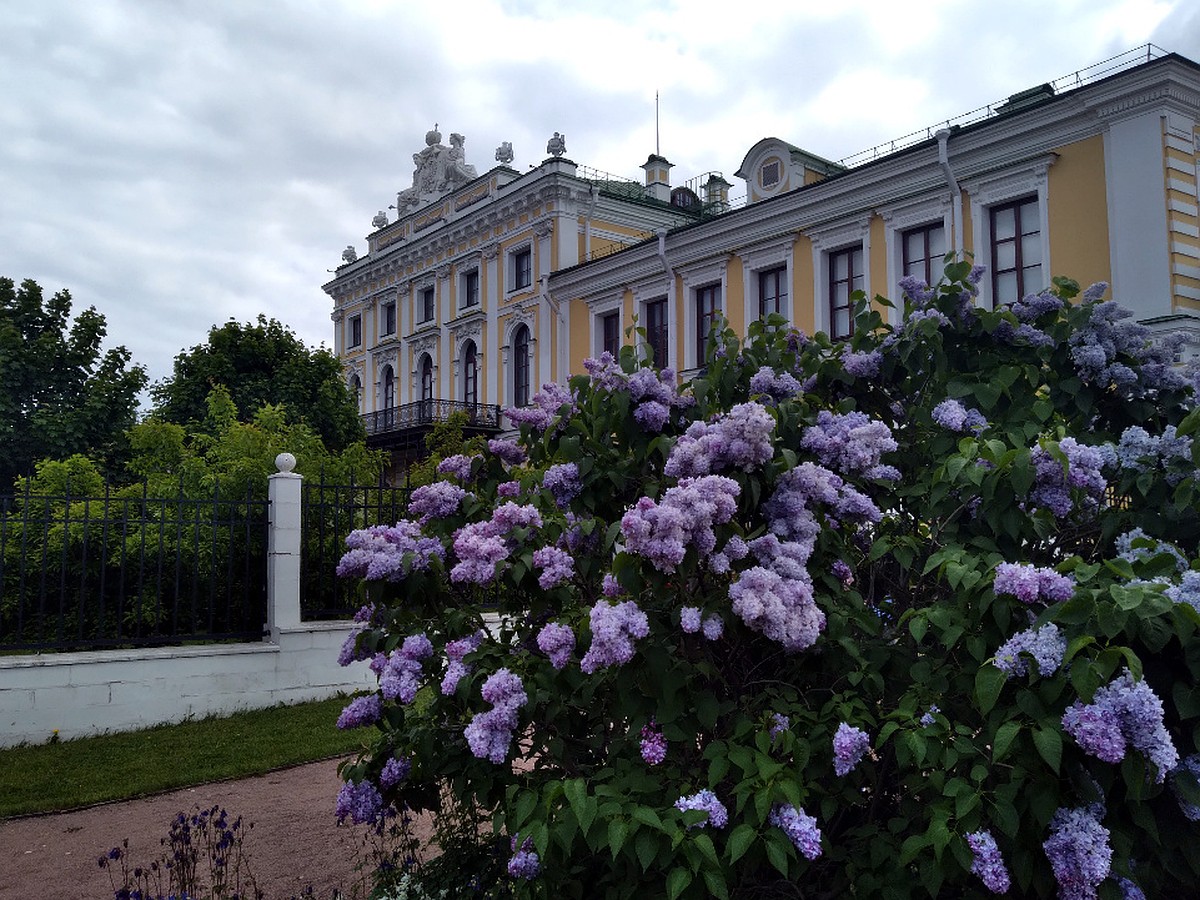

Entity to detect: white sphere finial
[275,452,297,473]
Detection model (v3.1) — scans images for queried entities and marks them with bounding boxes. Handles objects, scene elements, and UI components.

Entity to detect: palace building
[323,46,1200,463]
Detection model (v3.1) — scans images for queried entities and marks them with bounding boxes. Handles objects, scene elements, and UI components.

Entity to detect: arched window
[512,325,530,408]
[419,354,434,422]
[381,365,395,428]
[350,374,362,412]
[462,340,478,408]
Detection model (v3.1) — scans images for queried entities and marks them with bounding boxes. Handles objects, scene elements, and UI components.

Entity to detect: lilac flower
[488,438,527,466]
[1029,438,1107,519]
[441,630,485,695]
[664,402,776,477]
[497,480,521,498]
[769,713,790,739]
[1010,289,1064,322]
[931,398,988,433]
[680,606,702,633]
[1117,877,1146,900]
[381,634,434,704]
[464,668,528,763]
[620,476,740,573]
[583,352,627,393]
[633,400,671,432]
[579,599,650,674]
[536,622,575,670]
[379,756,411,789]
[542,462,582,507]
[769,804,822,860]
[505,382,578,434]
[1062,671,1178,780]
[436,453,478,481]
[407,481,468,523]
[450,503,543,584]
[750,366,804,400]
[831,560,854,588]
[701,614,724,641]
[994,623,1066,678]
[337,694,382,729]
[532,545,574,589]
[993,562,1074,604]
[966,830,1012,894]
[919,705,939,727]
[640,719,667,766]
[1069,299,1186,398]
[1170,754,1200,821]
[899,275,936,306]
[729,563,825,651]
[338,624,370,667]
[833,722,870,776]
[1116,528,1188,573]
[335,780,384,825]
[842,349,882,378]
[601,573,622,597]
[507,836,540,880]
[337,521,446,581]
[1043,805,1112,900]
[675,789,728,828]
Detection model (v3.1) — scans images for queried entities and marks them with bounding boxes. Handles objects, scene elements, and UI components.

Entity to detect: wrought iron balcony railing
[361,399,504,437]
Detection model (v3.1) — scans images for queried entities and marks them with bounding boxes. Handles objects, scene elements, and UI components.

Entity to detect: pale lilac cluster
[1069,298,1186,399]
[381,634,433,704]
[464,668,527,763]
[966,830,1012,894]
[620,476,740,573]
[1107,425,1196,485]
[1115,528,1188,573]
[729,562,825,650]
[1117,877,1147,900]
[338,619,371,667]
[1170,754,1200,821]
[450,503,543,584]
[337,693,382,729]
[1028,438,1108,519]
[1167,571,1200,614]
[507,836,540,880]
[505,382,577,434]
[582,352,627,393]
[993,562,1074,604]
[680,606,702,633]
[994,319,1057,348]
[674,789,728,829]
[664,402,776,477]
[337,521,446,582]
[898,275,936,307]
[639,719,667,766]
[530,545,574,589]
[994,623,1066,678]
[497,480,520,498]
[1062,670,1178,780]
[335,780,384,825]
[628,366,692,433]
[602,573,622,597]
[832,559,854,587]
[379,756,411,789]
[769,713,790,739]
[407,481,469,524]
[1043,805,1112,900]
[833,722,870,776]
[441,630,484,695]
[769,804,822,860]
[931,398,988,433]
[841,349,882,378]
[750,366,804,400]
[436,453,479,481]
[579,599,650,674]
[701,613,723,639]
[542,462,581,507]
[919,705,940,727]
[799,410,898,479]
[535,622,575,669]
[707,534,750,574]
[1011,288,1065,322]
[765,463,882,549]
[488,438,527,466]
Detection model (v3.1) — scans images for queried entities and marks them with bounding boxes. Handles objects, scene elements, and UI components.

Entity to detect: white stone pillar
[267,452,303,641]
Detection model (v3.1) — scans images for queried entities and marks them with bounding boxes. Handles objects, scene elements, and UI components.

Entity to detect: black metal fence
[0,479,268,653]
[361,399,503,436]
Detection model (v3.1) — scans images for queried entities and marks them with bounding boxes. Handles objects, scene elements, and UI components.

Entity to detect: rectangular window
[511,247,532,291]
[901,223,946,285]
[462,270,479,308]
[829,246,863,340]
[695,284,721,363]
[382,302,396,337]
[420,286,435,323]
[645,298,668,370]
[349,314,362,348]
[601,311,620,356]
[990,197,1042,306]
[759,267,787,319]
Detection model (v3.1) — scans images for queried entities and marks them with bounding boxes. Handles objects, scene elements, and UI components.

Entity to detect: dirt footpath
[0,757,429,900]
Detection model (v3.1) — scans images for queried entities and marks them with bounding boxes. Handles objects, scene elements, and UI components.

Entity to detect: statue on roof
[547,132,566,158]
[394,125,480,215]
[495,141,514,165]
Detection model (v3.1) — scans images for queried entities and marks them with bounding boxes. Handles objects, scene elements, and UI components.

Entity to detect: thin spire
[655,91,660,156]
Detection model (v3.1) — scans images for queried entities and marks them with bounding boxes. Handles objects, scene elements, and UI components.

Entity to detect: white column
[267,453,303,640]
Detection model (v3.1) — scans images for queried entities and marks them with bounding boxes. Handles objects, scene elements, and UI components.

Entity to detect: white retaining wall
[0,456,374,748]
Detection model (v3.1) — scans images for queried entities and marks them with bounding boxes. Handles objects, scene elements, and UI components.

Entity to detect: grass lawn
[0,695,368,819]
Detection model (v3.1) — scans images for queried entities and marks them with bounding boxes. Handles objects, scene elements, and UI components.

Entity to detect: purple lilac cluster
[833,722,870,776]
[841,349,882,379]
[1107,425,1196,486]
[450,503,543,585]
[799,410,898,479]
[536,622,575,669]
[1062,670,1178,780]
[1171,754,1200,821]
[338,610,373,667]
[993,562,1074,604]
[769,713,790,739]
[505,382,577,433]
[629,366,692,433]
[994,622,1066,678]
[407,481,469,524]
[1117,878,1146,900]
[337,693,382,730]
[1011,288,1065,322]
[665,402,776,477]
[769,804,822,860]
[966,830,1012,894]
[507,836,540,880]
[579,599,649,674]
[639,719,667,765]
[531,545,574,589]
[766,463,882,544]
[831,559,854,587]
[582,352,627,393]
[337,521,446,582]
[931,398,988,433]
[701,613,723,640]
[436,453,479,481]
[729,562,825,650]
[1115,528,1188,573]
[708,535,750,574]
[1043,805,1112,900]
[1167,571,1200,614]
[680,606,702,633]
[994,318,1057,348]
[542,462,581,507]
[381,633,434,704]
[750,366,804,400]
[497,480,521,498]
[488,438,527,466]
[898,275,936,307]
[620,475,740,573]
[1069,298,1186,399]
[1029,438,1108,519]
[335,780,384,825]
[380,756,411,789]
[675,789,728,828]
[441,630,485,695]
[919,705,940,727]
[464,668,527,763]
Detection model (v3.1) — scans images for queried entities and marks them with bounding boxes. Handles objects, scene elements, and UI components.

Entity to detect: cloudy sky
[3,0,1200,401]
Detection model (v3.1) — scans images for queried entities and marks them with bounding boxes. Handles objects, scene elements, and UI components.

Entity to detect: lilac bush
[333,267,1200,898]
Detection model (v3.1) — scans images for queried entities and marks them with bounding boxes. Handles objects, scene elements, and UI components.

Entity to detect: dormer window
[761,160,780,188]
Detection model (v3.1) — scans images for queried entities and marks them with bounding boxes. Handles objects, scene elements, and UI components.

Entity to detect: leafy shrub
[335,264,1200,898]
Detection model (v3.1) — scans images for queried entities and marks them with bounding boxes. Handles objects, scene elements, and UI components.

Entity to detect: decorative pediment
[393,126,481,216]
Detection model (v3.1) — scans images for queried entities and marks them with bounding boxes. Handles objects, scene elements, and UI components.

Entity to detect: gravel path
[0,758,431,900]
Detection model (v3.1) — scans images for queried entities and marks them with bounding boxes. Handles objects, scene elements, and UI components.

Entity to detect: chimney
[641,154,673,202]
[703,173,732,211]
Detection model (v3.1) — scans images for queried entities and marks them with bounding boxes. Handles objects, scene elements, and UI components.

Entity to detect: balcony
[361,399,504,458]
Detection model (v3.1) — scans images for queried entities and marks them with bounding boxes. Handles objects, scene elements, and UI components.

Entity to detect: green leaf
[975,664,1006,715]
[728,823,756,864]
[702,869,730,900]
[666,866,692,900]
[564,778,587,820]
[993,721,1021,762]
[1033,727,1062,773]
[693,832,719,866]
[632,806,665,832]
[766,835,790,876]
[609,817,629,858]
[513,790,537,829]
[635,829,658,871]
[909,615,928,643]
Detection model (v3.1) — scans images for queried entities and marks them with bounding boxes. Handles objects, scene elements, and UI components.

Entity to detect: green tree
[150,315,363,451]
[0,277,148,491]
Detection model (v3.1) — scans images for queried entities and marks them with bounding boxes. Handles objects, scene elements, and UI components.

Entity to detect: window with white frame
[510,246,532,292]
[829,245,864,340]
[695,284,722,364]
[349,314,362,348]
[462,340,478,406]
[512,324,531,407]
[601,311,620,357]
[381,302,397,337]
[461,269,480,308]
[901,223,947,285]
[758,267,788,319]
[989,196,1042,306]
[419,286,435,323]
[644,298,668,370]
